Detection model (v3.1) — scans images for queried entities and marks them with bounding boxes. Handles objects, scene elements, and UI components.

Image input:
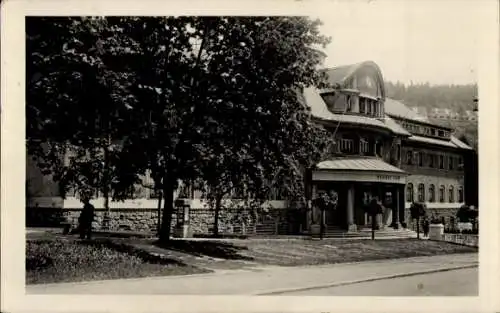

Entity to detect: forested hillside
[385,82,478,150]
[385,82,478,113]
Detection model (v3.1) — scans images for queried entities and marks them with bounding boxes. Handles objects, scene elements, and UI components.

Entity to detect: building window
[375,141,383,157]
[346,95,352,112]
[439,155,445,169]
[406,183,414,203]
[406,150,413,165]
[458,186,464,202]
[339,138,354,153]
[178,183,193,199]
[448,156,454,170]
[359,98,366,113]
[429,154,435,168]
[417,152,423,166]
[439,185,445,203]
[449,186,454,203]
[359,138,369,154]
[428,184,435,202]
[372,101,377,116]
[418,184,425,202]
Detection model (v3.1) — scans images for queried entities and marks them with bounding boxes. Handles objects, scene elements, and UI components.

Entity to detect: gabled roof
[303,61,474,151]
[451,136,474,150]
[384,98,430,122]
[319,61,385,99]
[406,134,473,150]
[320,64,355,87]
[382,116,411,136]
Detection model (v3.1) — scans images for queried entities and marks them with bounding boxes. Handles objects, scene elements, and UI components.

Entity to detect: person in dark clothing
[422,218,430,238]
[78,197,95,240]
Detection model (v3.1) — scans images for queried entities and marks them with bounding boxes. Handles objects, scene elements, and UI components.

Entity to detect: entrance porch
[307,157,407,233]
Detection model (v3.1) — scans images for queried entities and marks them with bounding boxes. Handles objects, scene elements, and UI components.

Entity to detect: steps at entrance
[359,227,417,238]
[314,226,417,239]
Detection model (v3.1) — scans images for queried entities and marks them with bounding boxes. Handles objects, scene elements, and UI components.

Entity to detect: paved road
[280,267,478,296]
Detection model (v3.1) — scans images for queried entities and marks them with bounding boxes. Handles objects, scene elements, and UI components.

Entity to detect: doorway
[315,182,346,228]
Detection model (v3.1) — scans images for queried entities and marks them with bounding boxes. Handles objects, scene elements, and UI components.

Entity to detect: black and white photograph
[1,0,499,312]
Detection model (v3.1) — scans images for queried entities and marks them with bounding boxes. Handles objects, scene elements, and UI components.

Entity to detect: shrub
[409,202,426,219]
[456,205,479,223]
[461,229,479,235]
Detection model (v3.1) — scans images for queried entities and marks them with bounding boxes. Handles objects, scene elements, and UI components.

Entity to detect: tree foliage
[456,204,478,223]
[26,16,332,241]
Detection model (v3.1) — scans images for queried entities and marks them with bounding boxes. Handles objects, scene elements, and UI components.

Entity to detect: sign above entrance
[376,175,402,182]
[313,170,407,184]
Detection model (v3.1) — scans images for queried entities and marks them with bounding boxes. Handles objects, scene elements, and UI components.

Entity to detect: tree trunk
[213,196,222,237]
[156,190,163,236]
[102,142,111,230]
[416,216,420,239]
[371,213,376,240]
[159,178,175,242]
[319,209,325,240]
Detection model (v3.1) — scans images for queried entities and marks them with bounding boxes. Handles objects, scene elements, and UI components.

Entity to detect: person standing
[78,196,95,240]
[422,217,430,238]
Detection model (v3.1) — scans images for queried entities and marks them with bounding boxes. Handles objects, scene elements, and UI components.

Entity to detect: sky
[310,0,479,85]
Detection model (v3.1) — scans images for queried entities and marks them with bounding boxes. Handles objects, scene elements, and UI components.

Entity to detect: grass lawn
[26,233,478,285]
[141,238,478,268]
[242,239,478,266]
[26,238,209,285]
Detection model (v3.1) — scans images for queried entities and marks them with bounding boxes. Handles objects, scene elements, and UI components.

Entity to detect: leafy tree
[456,204,478,224]
[26,17,139,229]
[26,16,331,242]
[119,16,331,242]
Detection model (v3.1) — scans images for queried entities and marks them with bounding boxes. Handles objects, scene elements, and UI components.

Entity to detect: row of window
[337,138,382,156]
[320,92,383,118]
[406,183,464,203]
[406,150,463,170]
[359,97,383,117]
[400,121,451,139]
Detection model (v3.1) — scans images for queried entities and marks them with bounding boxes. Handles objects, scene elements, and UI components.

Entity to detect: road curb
[254,263,479,295]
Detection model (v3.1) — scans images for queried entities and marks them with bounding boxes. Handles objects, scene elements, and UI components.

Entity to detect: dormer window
[321,92,338,108]
[359,98,366,113]
[346,95,352,112]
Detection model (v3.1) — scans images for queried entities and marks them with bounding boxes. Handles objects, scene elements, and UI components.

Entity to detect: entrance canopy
[313,157,407,185]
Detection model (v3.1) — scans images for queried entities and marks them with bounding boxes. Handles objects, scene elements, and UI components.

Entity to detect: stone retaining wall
[26,206,304,236]
[26,207,174,232]
[442,233,479,247]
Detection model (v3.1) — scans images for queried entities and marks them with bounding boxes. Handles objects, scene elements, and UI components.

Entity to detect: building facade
[26,61,475,236]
